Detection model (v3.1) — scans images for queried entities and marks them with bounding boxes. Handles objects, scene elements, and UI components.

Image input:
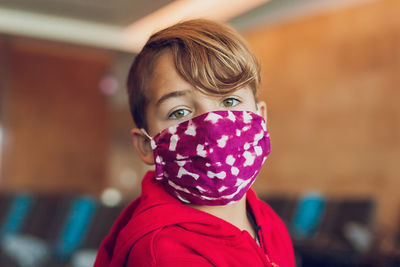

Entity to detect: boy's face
[131,51,266,165]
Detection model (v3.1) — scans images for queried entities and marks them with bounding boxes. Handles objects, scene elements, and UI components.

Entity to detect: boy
[95,19,295,267]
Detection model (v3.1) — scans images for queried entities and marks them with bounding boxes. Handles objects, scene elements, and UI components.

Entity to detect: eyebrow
[156,90,191,107]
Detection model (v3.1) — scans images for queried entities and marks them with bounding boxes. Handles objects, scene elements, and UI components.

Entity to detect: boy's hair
[127,19,260,130]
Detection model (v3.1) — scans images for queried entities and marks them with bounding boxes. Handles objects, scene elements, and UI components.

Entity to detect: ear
[257,101,267,123]
[130,128,155,165]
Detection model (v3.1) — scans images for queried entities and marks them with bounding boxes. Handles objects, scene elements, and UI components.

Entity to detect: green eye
[222,98,240,108]
[169,109,190,119]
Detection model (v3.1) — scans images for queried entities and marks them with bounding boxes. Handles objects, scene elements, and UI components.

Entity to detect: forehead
[146,51,190,103]
[145,50,257,107]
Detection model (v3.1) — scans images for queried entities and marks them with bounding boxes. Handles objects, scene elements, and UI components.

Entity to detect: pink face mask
[144,110,271,206]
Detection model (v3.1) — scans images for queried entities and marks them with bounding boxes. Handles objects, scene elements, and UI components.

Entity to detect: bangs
[147,19,260,96]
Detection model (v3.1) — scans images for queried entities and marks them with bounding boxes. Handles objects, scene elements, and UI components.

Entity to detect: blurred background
[0,0,399,266]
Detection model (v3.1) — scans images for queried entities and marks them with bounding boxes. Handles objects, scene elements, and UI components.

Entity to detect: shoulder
[252,198,296,267]
[126,225,212,267]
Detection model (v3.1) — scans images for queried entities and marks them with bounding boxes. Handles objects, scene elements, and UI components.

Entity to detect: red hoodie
[94,171,295,267]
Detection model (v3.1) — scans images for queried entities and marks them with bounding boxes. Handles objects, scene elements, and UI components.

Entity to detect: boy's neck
[187,194,256,238]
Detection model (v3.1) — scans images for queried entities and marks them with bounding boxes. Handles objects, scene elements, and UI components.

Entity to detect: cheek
[233,100,257,113]
[148,122,165,137]
[246,102,258,113]
[149,119,181,137]
[145,104,174,136]
[145,107,162,136]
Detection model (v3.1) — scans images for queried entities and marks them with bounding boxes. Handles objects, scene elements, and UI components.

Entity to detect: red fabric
[94,171,295,267]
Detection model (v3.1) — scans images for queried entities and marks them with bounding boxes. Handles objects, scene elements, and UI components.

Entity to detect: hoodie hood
[94,171,295,267]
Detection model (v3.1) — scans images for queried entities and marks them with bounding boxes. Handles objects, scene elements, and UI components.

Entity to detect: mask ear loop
[141,128,158,151]
[140,128,152,140]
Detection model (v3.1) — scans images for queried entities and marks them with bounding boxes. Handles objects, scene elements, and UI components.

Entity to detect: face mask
[143,110,271,206]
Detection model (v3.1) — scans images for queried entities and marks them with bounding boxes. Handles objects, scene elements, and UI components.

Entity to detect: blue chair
[54,196,97,261]
[291,192,326,239]
[0,193,34,239]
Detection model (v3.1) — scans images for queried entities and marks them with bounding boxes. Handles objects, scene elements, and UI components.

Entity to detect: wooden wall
[0,36,112,194]
[245,0,400,229]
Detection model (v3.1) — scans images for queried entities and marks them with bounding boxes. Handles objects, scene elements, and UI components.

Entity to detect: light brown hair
[127,19,260,130]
